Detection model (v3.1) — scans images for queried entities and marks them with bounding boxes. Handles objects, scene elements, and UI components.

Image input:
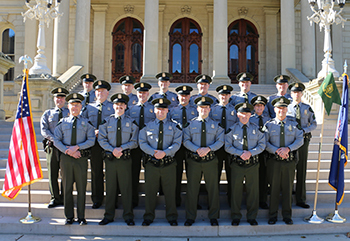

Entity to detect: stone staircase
[1,83,350,237]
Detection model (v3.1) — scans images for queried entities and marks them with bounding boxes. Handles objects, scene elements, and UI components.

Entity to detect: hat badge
[159,99,163,104]
[118,94,121,99]
[280,75,284,80]
[257,96,261,101]
[86,74,89,79]
[201,97,205,102]
[126,76,129,80]
[140,83,144,88]
[73,93,77,98]
[242,73,246,78]
[243,103,247,108]
[98,81,102,85]
[295,83,299,88]
[223,86,227,90]
[280,98,284,103]
[183,86,187,91]
[202,75,206,80]
[162,72,166,77]
[58,88,62,93]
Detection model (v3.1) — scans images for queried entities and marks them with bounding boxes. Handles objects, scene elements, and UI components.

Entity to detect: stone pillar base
[212,76,231,84]
[140,75,157,83]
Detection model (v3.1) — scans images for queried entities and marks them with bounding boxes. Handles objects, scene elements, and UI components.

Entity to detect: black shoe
[169,220,178,226]
[259,202,269,209]
[99,218,113,225]
[247,219,258,226]
[268,217,277,225]
[65,218,74,225]
[92,202,102,209]
[184,219,195,226]
[125,219,135,226]
[210,219,218,226]
[283,218,293,225]
[197,204,202,210]
[48,200,61,208]
[231,219,240,226]
[78,218,87,225]
[142,219,153,226]
[296,202,310,209]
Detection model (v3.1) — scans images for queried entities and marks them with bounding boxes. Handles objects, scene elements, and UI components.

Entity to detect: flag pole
[18,56,41,224]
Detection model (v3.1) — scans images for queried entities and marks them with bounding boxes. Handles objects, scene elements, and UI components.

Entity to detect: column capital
[206,4,213,13]
[159,4,165,12]
[91,4,108,12]
[263,6,279,15]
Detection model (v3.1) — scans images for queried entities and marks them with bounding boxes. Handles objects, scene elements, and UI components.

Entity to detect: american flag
[2,69,43,200]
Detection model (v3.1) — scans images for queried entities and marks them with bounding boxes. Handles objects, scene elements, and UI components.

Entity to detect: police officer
[183,97,224,226]
[266,75,293,118]
[139,98,182,226]
[230,73,257,106]
[53,93,95,225]
[189,74,218,106]
[265,97,303,225]
[40,87,69,208]
[287,82,317,209]
[250,95,270,209]
[119,75,138,107]
[210,85,237,202]
[127,82,156,207]
[79,74,97,107]
[225,102,266,226]
[148,72,179,109]
[98,93,138,226]
[169,85,198,207]
[81,80,114,209]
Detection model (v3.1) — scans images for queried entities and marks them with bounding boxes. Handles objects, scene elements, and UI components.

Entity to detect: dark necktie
[258,116,264,129]
[280,121,285,147]
[58,108,63,120]
[139,104,144,129]
[295,104,301,125]
[182,106,187,127]
[97,103,102,127]
[157,121,164,150]
[221,106,226,130]
[201,120,206,147]
[116,117,122,147]
[71,117,77,146]
[243,93,248,103]
[86,92,90,105]
[243,124,248,150]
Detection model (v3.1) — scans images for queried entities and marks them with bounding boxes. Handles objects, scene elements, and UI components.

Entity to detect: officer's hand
[276,147,289,159]
[113,147,123,158]
[95,129,99,137]
[240,151,252,161]
[71,151,81,159]
[154,150,166,159]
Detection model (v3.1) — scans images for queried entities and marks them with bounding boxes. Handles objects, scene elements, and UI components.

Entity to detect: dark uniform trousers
[46,146,63,203]
[230,162,259,220]
[130,147,143,206]
[296,137,310,204]
[268,158,296,219]
[90,141,104,204]
[215,147,231,201]
[174,145,186,206]
[185,157,220,220]
[60,154,88,220]
[104,156,133,221]
[143,161,178,222]
[258,151,268,204]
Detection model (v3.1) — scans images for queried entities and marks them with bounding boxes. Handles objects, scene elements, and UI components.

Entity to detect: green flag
[318,72,341,115]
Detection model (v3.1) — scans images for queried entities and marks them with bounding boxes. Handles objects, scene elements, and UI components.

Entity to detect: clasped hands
[65,145,80,159]
[276,147,290,159]
[196,147,211,157]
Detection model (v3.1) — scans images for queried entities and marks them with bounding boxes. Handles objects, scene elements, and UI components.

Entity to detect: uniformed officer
[250,95,270,209]
[127,82,156,207]
[148,72,179,109]
[210,84,237,203]
[266,75,293,118]
[53,93,95,225]
[169,85,198,206]
[139,98,182,226]
[81,80,114,209]
[189,74,218,106]
[79,73,97,107]
[225,102,266,226]
[40,87,69,208]
[287,82,317,209]
[119,75,138,107]
[230,73,257,106]
[265,97,304,225]
[183,96,224,226]
[98,93,139,226]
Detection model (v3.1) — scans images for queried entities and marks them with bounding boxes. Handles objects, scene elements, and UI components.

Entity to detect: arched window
[2,28,15,81]
[228,19,259,83]
[112,18,143,82]
[169,18,202,83]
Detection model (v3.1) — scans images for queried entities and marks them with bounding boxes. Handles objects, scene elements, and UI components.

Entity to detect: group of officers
[40,71,317,227]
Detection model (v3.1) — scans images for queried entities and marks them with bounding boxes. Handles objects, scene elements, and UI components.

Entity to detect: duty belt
[143,154,175,167]
[304,132,312,141]
[79,149,91,158]
[271,150,298,162]
[103,149,131,161]
[230,154,258,167]
[188,151,215,162]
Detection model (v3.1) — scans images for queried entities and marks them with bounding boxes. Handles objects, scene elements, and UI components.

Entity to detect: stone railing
[58,65,84,92]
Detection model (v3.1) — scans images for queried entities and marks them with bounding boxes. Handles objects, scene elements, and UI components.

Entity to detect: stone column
[92,4,108,79]
[52,0,70,77]
[0,54,15,120]
[281,0,296,73]
[212,0,230,83]
[24,19,37,70]
[158,5,165,71]
[73,0,91,72]
[206,4,214,76]
[141,0,159,82]
[264,7,279,84]
[332,23,343,76]
[301,0,316,79]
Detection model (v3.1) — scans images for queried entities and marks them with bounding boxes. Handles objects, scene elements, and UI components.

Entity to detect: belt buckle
[246,159,250,165]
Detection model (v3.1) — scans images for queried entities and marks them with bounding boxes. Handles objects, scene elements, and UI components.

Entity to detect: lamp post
[22,0,62,76]
[307,0,346,79]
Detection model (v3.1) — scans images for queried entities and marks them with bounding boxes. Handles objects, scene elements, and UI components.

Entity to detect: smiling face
[95,88,109,103]
[254,103,265,116]
[218,93,230,105]
[83,81,94,92]
[239,81,251,93]
[122,84,134,95]
[68,102,82,117]
[274,106,288,121]
[137,91,149,104]
[291,91,303,103]
[237,112,251,125]
[54,96,66,109]
[276,83,288,95]
[155,107,168,121]
[158,80,170,92]
[197,105,210,119]
[178,94,190,106]
[197,82,209,95]
[113,102,127,117]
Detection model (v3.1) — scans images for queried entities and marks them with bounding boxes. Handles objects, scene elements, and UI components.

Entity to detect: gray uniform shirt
[81,100,114,128]
[225,121,266,157]
[267,93,292,118]
[139,118,182,157]
[230,91,257,106]
[53,115,95,153]
[80,89,96,107]
[127,93,138,107]
[169,104,198,129]
[126,101,156,128]
[189,93,218,107]
[41,107,69,141]
[210,103,238,131]
[265,117,304,154]
[287,102,317,134]
[149,90,179,109]
[250,113,270,128]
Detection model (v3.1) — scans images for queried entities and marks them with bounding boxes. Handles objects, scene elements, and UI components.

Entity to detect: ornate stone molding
[181,5,191,14]
[238,7,248,16]
[124,4,134,14]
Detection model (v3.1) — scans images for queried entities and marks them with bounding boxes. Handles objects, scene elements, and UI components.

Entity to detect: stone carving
[181,5,191,14]
[238,7,248,15]
[124,5,134,14]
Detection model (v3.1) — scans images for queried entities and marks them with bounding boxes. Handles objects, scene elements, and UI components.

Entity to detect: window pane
[173,22,182,33]
[189,44,198,73]
[172,44,182,73]
[4,55,14,81]
[131,43,141,72]
[116,21,125,33]
[229,45,239,74]
[133,20,142,33]
[229,23,239,35]
[2,28,15,54]
[246,23,255,35]
[189,21,198,34]
[115,44,125,72]
[246,45,255,72]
